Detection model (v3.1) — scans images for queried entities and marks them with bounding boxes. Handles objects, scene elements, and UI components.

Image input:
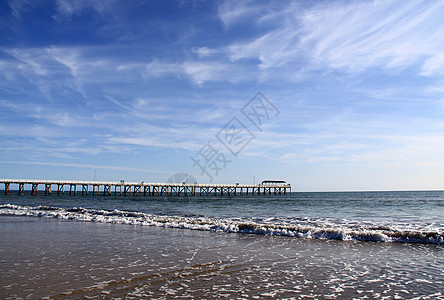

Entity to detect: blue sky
[1,0,444,191]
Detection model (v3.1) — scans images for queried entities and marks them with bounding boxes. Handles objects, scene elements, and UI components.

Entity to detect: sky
[1,0,444,191]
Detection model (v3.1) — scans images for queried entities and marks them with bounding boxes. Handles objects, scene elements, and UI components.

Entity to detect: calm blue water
[1,190,443,244]
[1,190,444,299]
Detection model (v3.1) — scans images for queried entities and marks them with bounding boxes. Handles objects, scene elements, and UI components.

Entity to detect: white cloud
[54,0,84,20]
[218,1,256,27]
[47,112,75,127]
[8,0,33,20]
[299,1,443,72]
[421,52,444,77]
[144,60,180,78]
[108,137,200,152]
[46,47,81,77]
[0,160,172,174]
[0,99,21,112]
[272,131,444,172]
[144,60,246,85]
[192,47,219,58]
[53,0,114,22]
[182,61,234,85]
[7,48,49,76]
[221,0,444,79]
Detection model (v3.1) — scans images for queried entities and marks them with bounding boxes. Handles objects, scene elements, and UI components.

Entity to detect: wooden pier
[1,179,291,197]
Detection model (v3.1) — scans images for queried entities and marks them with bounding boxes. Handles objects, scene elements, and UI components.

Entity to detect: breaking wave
[1,204,443,245]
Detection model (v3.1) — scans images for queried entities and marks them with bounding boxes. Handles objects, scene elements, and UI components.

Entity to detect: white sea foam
[1,204,443,244]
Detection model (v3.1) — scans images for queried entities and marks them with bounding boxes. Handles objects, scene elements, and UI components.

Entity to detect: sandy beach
[1,215,443,299]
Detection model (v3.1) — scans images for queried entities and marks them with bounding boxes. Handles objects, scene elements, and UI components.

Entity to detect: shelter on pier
[261,180,286,185]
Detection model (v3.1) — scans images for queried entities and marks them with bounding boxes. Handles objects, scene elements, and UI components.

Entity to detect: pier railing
[0,179,291,196]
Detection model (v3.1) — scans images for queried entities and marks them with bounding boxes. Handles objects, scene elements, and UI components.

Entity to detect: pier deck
[1,179,291,196]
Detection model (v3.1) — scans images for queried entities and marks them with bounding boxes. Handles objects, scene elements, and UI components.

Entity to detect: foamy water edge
[1,204,443,244]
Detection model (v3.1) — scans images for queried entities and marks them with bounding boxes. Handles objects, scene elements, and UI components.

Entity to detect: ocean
[1,191,443,299]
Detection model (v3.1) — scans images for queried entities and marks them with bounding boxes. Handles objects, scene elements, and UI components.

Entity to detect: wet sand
[1,216,443,299]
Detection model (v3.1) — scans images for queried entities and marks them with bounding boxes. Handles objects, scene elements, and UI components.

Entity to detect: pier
[1,179,291,197]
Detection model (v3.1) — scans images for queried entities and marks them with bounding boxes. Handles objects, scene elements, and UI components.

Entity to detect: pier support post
[82,185,88,196]
[133,185,140,196]
[124,185,131,196]
[18,183,24,195]
[31,183,38,195]
[143,185,150,196]
[69,184,76,196]
[57,184,64,195]
[92,185,100,196]
[152,186,159,196]
[104,185,111,196]
[45,184,52,196]
[5,183,10,195]
[115,185,122,196]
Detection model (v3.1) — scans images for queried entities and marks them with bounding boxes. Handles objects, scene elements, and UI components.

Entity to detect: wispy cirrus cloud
[218,0,257,27]
[421,52,444,78]
[298,1,444,73]
[53,0,115,21]
[8,0,115,22]
[0,160,172,174]
[144,59,250,85]
[216,0,444,81]
[3,45,249,92]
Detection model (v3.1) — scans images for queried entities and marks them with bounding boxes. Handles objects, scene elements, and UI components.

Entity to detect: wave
[1,204,443,245]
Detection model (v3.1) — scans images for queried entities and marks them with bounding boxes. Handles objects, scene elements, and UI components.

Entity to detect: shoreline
[1,216,443,299]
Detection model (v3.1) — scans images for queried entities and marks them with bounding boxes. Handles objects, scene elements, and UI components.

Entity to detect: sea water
[1,191,443,244]
[1,191,444,298]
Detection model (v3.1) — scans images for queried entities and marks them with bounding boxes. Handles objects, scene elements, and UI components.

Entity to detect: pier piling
[1,179,291,197]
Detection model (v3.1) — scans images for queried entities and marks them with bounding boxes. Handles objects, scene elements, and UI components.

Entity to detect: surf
[1,204,443,245]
